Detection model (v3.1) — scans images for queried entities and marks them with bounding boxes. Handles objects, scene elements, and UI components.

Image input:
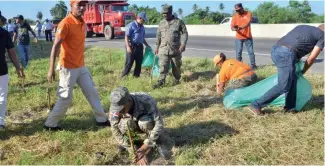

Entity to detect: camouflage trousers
[118,118,173,159]
[225,73,258,91]
[158,54,182,83]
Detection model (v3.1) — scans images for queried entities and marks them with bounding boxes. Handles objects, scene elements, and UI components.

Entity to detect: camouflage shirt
[110,92,164,148]
[156,18,188,55]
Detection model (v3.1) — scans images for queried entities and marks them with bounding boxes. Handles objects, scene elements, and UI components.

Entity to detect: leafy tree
[128,0,323,25]
[253,0,318,24]
[130,5,163,24]
[219,3,225,12]
[36,11,43,21]
[192,4,198,12]
[50,0,68,19]
[24,18,35,25]
[205,6,210,13]
[178,8,183,18]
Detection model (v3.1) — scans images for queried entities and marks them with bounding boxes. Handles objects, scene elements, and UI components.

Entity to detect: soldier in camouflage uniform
[109,86,171,164]
[153,5,188,89]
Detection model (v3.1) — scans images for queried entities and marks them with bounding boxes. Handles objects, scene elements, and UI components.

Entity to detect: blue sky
[0,0,324,20]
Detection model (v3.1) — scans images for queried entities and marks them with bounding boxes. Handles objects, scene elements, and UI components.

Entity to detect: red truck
[83,0,136,40]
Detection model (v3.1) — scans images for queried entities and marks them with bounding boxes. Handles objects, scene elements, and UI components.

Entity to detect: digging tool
[109,49,112,65]
[46,77,54,113]
[46,88,51,112]
[126,122,136,163]
[150,54,157,85]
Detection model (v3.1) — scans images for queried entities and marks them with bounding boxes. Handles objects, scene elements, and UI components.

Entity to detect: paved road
[85,35,324,73]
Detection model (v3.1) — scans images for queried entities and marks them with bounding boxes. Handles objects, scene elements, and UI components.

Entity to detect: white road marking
[85,39,322,60]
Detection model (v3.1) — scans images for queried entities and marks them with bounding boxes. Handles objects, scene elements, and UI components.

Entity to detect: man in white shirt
[6,19,15,38]
[42,19,53,42]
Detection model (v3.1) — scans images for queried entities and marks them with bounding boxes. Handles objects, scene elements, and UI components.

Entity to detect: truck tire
[104,25,114,40]
[86,31,93,38]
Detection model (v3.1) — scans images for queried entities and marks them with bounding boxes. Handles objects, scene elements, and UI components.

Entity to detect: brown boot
[248,105,263,116]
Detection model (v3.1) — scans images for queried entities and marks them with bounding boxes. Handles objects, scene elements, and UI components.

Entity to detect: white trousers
[0,74,9,126]
[45,66,107,127]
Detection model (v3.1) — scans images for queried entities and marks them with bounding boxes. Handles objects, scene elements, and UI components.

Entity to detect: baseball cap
[14,15,24,20]
[109,86,131,113]
[162,5,172,14]
[213,54,223,66]
[137,12,147,22]
[70,0,87,6]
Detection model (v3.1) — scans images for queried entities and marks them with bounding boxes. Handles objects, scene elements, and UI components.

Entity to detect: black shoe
[251,65,258,70]
[43,125,63,131]
[153,81,164,89]
[172,79,180,86]
[284,106,297,113]
[96,121,111,127]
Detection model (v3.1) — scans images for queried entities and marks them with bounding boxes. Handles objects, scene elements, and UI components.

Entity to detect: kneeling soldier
[109,87,171,164]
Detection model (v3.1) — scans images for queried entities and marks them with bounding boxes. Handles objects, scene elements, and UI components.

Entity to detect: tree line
[10,0,323,25]
[130,0,324,25]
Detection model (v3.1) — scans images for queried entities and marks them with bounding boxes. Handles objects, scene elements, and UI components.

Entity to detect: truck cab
[83,0,136,40]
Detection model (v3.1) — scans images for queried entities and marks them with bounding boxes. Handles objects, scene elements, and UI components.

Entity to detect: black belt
[131,43,143,46]
[277,44,298,54]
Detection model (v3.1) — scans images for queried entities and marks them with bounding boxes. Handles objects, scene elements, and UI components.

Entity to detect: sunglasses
[235,9,243,13]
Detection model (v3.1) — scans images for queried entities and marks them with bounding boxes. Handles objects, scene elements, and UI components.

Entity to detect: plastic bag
[142,47,172,77]
[142,47,158,67]
[223,62,312,111]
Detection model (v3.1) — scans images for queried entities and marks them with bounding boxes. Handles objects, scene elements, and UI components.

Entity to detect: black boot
[172,79,180,86]
[153,80,165,89]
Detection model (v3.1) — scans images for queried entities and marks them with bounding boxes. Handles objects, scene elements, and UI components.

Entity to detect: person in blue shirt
[34,20,42,39]
[121,12,150,78]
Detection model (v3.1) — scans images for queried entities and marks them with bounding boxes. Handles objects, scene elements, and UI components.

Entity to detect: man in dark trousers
[249,24,324,115]
[121,12,150,78]
[42,19,53,42]
[0,11,25,131]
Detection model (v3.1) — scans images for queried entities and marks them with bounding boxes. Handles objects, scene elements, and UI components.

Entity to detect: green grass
[0,41,323,165]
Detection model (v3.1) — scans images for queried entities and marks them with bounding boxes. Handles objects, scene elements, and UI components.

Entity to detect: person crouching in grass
[214,53,257,95]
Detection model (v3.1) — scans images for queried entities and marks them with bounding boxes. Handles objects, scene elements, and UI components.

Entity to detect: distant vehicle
[83,0,136,40]
[220,16,259,25]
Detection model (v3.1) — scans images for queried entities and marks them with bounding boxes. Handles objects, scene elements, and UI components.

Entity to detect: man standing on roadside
[42,19,53,42]
[153,5,188,89]
[7,19,16,38]
[44,0,109,130]
[13,14,38,69]
[121,12,150,78]
[231,3,256,69]
[249,24,324,115]
[0,11,25,131]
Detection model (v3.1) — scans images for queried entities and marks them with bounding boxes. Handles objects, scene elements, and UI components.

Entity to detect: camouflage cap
[109,86,131,113]
[162,5,172,14]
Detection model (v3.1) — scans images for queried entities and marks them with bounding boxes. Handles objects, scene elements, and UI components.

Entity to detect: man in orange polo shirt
[214,53,257,95]
[231,3,256,69]
[44,0,109,130]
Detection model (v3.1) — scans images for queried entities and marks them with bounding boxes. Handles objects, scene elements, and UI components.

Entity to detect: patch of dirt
[183,71,216,82]
[186,82,216,96]
[8,112,34,125]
